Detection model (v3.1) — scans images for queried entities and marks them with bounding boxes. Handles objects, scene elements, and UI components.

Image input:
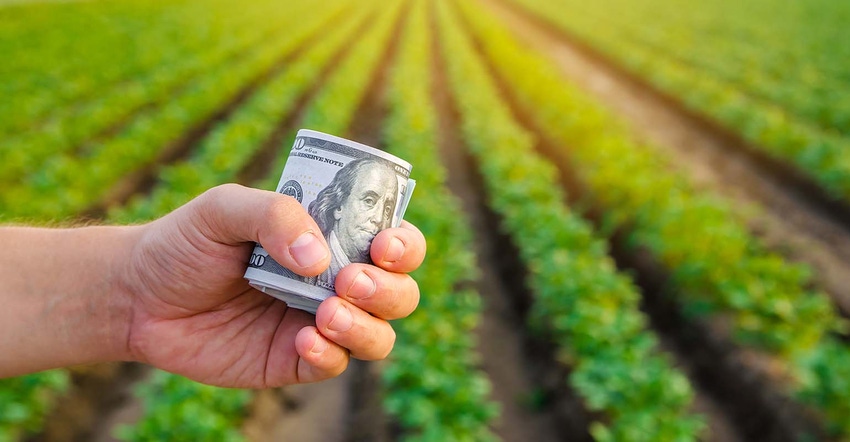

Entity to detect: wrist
[104,224,148,363]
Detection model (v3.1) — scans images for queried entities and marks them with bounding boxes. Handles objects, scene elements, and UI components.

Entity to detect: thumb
[190,183,330,277]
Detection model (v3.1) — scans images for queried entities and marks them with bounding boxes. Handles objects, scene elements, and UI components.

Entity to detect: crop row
[112,1,361,223]
[0,0,273,138]
[580,8,850,137]
[0,370,68,442]
[380,1,498,440]
[506,0,850,201]
[115,4,375,440]
[0,0,349,221]
[459,0,850,435]
[543,0,850,136]
[0,2,356,440]
[0,0,319,189]
[117,1,402,440]
[437,2,704,440]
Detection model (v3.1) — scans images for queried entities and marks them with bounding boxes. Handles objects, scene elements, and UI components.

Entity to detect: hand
[122,184,425,388]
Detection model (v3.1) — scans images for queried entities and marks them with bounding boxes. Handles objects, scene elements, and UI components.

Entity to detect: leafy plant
[508,0,850,200]
[118,1,403,440]
[115,371,250,442]
[0,371,68,442]
[458,0,850,435]
[438,2,704,440]
[381,2,499,440]
[0,0,314,191]
[0,0,346,220]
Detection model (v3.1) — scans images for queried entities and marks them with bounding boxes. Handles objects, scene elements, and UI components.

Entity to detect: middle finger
[334,263,420,320]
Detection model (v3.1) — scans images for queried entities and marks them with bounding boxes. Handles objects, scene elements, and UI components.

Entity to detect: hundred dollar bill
[244,129,415,314]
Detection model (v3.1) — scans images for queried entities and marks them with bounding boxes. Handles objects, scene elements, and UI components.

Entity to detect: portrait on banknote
[244,129,414,313]
[303,157,399,290]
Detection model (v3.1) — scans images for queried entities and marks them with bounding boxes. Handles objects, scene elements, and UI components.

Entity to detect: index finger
[370,220,426,273]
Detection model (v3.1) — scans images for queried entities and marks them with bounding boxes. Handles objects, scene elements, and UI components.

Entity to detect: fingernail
[347,272,377,300]
[384,237,405,263]
[327,304,354,332]
[290,231,327,268]
[310,333,328,354]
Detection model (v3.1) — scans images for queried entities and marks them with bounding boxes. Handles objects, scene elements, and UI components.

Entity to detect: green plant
[458,0,850,435]
[507,0,850,200]
[118,1,404,440]
[0,371,68,442]
[438,2,704,440]
[115,371,250,442]
[381,2,499,439]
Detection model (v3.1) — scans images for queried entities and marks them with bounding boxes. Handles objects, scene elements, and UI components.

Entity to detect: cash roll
[244,129,415,314]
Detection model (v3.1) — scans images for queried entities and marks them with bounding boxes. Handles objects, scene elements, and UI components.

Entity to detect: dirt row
[461,0,850,439]
[480,0,850,314]
[243,4,592,440]
[429,4,595,439]
[31,7,380,442]
[31,0,850,440]
[242,6,411,435]
[82,5,357,219]
[43,1,586,440]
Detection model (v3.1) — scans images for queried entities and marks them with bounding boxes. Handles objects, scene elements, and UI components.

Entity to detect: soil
[82,6,353,220]
[77,18,293,156]
[29,0,850,440]
[35,8,378,442]
[243,368,357,442]
[429,3,596,441]
[478,0,850,317]
[235,8,375,187]
[244,4,408,441]
[28,363,149,442]
[448,0,840,439]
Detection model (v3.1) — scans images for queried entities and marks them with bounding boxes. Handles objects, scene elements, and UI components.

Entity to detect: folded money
[244,129,415,314]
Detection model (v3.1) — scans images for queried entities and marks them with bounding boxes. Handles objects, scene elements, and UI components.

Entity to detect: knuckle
[192,184,242,231]
[265,194,301,224]
[196,183,243,217]
[205,183,242,202]
[265,195,292,219]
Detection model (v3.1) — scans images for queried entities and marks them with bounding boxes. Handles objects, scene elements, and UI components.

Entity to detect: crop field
[1,0,849,441]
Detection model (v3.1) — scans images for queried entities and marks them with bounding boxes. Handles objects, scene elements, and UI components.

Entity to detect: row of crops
[2,0,848,440]
[507,0,850,202]
[457,0,850,433]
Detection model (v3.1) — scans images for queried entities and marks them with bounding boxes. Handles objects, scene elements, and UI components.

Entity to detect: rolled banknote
[244,129,415,314]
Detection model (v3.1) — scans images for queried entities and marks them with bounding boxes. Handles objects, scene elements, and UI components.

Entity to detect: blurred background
[2,0,849,440]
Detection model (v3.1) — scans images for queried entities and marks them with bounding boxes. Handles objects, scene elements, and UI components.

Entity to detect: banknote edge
[297,128,413,171]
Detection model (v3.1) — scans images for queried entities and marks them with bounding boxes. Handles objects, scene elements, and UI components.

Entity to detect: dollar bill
[244,129,415,314]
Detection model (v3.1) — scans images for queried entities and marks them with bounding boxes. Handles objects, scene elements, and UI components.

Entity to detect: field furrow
[438,2,704,440]
[504,0,850,202]
[455,0,850,436]
[116,2,404,440]
[3,1,848,441]
[0,1,329,190]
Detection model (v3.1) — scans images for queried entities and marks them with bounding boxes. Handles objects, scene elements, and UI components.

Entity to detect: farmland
[1,0,849,441]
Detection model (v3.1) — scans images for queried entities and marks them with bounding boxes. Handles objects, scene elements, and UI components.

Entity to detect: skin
[0,184,425,387]
[333,162,398,263]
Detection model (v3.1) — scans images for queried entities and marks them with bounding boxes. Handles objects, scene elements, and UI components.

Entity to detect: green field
[2,0,849,441]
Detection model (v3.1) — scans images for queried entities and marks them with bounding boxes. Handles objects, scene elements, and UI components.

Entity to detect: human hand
[121,184,425,388]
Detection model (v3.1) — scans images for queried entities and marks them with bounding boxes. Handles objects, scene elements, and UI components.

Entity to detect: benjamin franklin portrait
[304,157,399,290]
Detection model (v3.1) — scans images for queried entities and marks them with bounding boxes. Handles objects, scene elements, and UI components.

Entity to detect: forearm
[0,225,142,377]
